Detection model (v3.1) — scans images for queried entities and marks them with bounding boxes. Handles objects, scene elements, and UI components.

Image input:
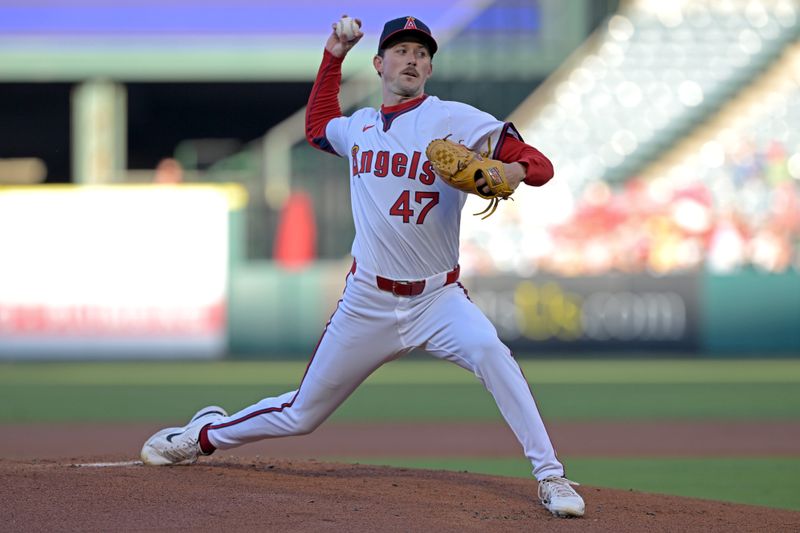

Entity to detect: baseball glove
[425,137,514,219]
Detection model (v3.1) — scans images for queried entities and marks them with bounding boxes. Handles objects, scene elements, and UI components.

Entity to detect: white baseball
[336,16,360,41]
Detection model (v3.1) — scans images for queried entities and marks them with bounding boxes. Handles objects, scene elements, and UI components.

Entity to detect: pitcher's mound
[2,457,797,532]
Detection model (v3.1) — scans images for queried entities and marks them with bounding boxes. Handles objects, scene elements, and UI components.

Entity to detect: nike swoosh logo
[165,409,225,442]
[191,410,226,422]
[362,125,375,132]
[166,431,184,443]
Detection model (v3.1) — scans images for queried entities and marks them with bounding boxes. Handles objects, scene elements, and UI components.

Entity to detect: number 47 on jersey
[390,190,439,224]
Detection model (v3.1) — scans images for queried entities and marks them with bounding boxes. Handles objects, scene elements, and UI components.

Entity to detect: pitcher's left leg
[417,285,564,480]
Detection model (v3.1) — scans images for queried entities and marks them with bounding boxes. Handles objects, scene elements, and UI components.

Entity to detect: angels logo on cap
[378,16,438,56]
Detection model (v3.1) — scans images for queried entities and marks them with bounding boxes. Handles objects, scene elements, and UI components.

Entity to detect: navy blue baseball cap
[378,16,438,56]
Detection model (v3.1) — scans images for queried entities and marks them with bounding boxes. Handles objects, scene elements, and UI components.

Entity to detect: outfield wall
[228,262,800,357]
[702,271,800,354]
[0,185,796,359]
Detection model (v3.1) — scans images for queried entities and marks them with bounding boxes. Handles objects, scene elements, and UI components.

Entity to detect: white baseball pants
[207,262,565,480]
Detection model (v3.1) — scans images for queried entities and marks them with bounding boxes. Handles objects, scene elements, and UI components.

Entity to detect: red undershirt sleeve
[305,49,344,155]
[496,135,555,187]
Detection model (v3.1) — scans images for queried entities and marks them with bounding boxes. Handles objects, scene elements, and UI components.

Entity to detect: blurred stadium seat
[464,0,800,277]
[513,0,799,188]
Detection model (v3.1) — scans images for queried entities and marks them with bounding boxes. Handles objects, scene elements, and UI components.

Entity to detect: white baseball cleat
[140,406,228,466]
[538,476,585,518]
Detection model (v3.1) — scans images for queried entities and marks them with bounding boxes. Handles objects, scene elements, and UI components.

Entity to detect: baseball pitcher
[141,14,585,519]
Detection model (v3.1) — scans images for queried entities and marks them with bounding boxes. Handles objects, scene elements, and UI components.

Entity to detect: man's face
[374,40,433,99]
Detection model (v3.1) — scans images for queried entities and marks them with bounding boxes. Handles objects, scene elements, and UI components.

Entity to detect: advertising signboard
[464,274,700,352]
[0,186,233,359]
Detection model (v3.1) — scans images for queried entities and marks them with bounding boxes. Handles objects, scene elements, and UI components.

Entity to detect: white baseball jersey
[324,95,519,279]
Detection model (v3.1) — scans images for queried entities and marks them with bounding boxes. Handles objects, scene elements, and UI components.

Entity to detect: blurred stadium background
[0,0,797,360]
[2,0,800,513]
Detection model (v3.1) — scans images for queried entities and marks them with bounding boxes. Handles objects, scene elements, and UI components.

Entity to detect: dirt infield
[3,457,799,532]
[3,420,799,460]
[2,421,799,531]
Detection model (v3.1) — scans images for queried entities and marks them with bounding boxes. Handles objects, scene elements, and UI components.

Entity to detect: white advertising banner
[0,185,235,359]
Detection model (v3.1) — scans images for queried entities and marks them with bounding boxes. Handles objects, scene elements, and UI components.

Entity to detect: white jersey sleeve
[324,109,374,158]
[438,100,521,157]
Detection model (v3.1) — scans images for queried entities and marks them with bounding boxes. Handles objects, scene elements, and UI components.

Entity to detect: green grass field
[2,359,799,510]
